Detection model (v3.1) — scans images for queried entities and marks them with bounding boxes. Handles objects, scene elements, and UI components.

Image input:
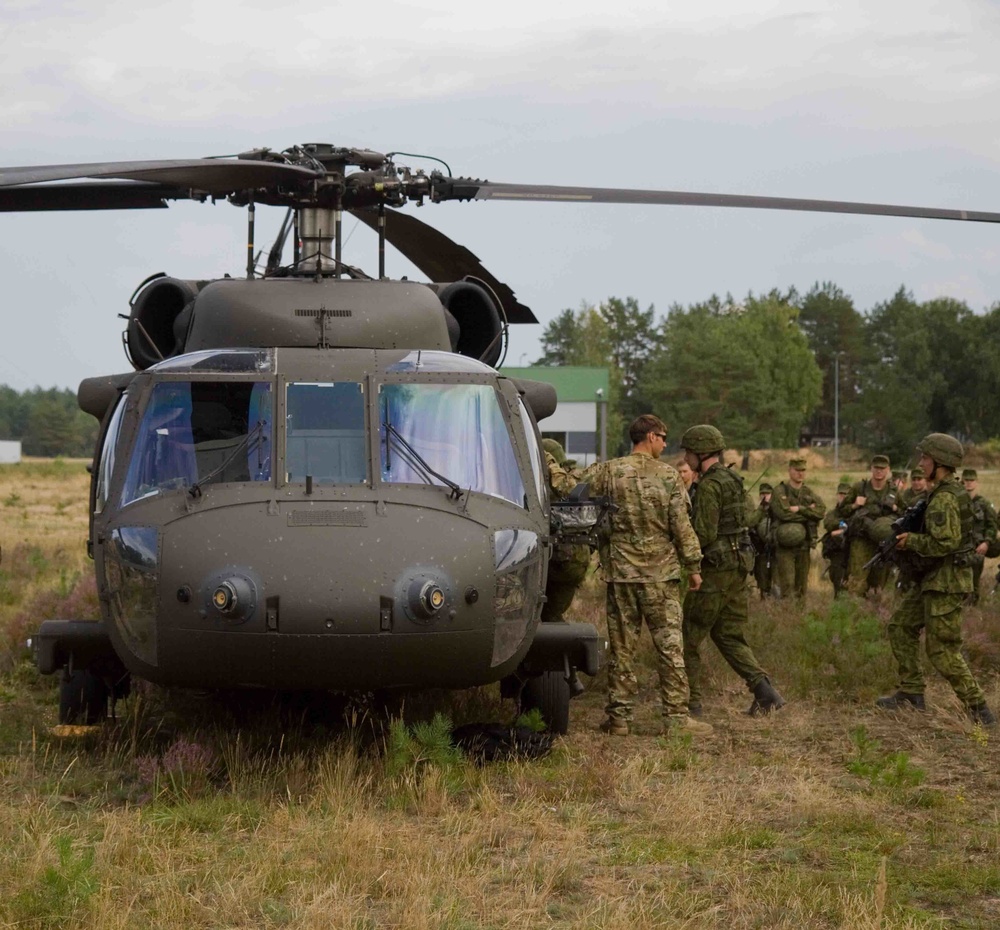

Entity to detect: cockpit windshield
[120,380,272,506]
[379,382,527,507]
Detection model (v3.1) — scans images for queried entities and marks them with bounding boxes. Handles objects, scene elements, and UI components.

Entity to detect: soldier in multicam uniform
[876,433,996,725]
[679,425,785,717]
[846,454,899,596]
[821,481,853,597]
[541,439,591,622]
[961,468,998,604]
[769,457,826,599]
[748,482,775,598]
[583,415,710,736]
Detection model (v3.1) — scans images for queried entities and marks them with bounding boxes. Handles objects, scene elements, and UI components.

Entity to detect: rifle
[861,499,928,573]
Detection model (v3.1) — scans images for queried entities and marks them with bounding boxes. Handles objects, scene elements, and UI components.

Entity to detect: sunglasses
[652,432,667,441]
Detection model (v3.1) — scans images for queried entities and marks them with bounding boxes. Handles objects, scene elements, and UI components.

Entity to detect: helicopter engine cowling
[126,276,201,370]
[434,280,503,367]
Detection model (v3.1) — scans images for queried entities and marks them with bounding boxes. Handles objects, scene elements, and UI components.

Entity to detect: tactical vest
[699,466,754,573]
[924,480,974,554]
[898,482,975,581]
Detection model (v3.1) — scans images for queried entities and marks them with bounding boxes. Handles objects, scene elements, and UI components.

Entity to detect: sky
[1,0,999,391]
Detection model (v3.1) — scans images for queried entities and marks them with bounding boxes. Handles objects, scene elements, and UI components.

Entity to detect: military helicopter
[4,143,999,733]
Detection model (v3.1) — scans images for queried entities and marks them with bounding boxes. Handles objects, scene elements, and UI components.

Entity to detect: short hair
[629,414,667,446]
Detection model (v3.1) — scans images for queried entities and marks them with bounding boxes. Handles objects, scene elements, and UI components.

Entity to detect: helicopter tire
[58,669,108,725]
[519,670,570,735]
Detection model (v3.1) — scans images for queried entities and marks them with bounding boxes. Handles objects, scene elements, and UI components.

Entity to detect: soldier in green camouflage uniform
[680,425,785,717]
[898,466,928,510]
[748,482,775,598]
[821,482,853,597]
[962,468,998,604]
[583,415,710,736]
[846,454,899,596]
[877,434,996,725]
[770,457,826,599]
[541,439,591,622]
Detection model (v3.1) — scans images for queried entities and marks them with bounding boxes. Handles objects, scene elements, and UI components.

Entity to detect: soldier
[893,470,908,499]
[846,454,899,596]
[748,482,775,598]
[676,459,696,505]
[962,468,998,604]
[541,439,591,623]
[583,415,710,736]
[680,425,785,717]
[821,481,853,597]
[876,433,996,725]
[898,466,928,509]
[769,457,826,599]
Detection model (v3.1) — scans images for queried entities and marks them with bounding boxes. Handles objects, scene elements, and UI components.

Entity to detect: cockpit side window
[95,395,127,514]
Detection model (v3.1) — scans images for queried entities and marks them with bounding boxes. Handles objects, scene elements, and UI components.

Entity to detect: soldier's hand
[688,572,703,591]
[977,541,989,556]
[832,529,845,537]
[895,533,908,550]
[854,496,867,508]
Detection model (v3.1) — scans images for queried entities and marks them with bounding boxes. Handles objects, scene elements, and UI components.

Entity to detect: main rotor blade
[0,181,190,212]
[461,182,1000,225]
[0,159,322,194]
[350,209,537,324]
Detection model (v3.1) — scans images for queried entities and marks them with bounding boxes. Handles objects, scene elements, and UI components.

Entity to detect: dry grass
[2,460,1000,929]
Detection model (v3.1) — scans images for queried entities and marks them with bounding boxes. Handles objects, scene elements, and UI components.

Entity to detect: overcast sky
[2,0,999,391]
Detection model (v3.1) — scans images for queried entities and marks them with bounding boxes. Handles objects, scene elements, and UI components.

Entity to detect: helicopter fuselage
[88,345,553,692]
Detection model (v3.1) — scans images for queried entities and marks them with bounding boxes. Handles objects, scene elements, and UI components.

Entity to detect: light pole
[834,354,839,468]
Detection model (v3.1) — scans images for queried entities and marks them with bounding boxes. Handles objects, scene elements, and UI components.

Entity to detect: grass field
[1,458,999,929]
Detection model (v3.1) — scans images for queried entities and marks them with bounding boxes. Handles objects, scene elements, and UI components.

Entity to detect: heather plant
[136,736,221,802]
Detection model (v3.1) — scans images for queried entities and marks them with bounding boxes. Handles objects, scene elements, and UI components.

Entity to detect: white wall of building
[0,440,22,464]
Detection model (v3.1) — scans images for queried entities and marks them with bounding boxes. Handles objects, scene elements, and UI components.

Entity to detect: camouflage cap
[962,468,978,481]
[910,467,925,479]
[679,424,725,454]
[759,482,773,493]
[916,432,964,468]
[541,438,566,464]
[837,482,852,494]
[789,457,808,470]
[871,454,891,468]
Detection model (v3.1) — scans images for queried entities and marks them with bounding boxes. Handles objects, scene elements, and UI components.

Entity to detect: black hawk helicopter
[4,143,998,732]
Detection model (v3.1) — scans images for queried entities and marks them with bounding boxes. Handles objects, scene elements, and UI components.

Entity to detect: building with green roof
[500,366,610,465]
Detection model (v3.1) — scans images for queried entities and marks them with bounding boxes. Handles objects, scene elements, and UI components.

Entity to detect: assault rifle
[861,499,928,573]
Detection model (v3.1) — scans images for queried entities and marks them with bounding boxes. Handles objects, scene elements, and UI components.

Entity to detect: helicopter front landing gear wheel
[519,670,570,735]
[58,669,109,725]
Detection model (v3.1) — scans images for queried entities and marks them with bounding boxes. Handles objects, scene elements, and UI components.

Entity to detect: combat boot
[746,677,786,716]
[662,715,713,737]
[968,703,997,726]
[599,716,629,736]
[875,691,926,711]
[688,702,704,718]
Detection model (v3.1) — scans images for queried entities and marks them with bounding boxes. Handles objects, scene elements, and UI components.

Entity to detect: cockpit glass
[379,382,527,507]
[285,382,367,484]
[120,380,272,506]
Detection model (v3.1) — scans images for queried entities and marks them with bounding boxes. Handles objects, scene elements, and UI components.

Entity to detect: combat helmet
[915,432,964,469]
[541,438,567,464]
[679,424,725,455]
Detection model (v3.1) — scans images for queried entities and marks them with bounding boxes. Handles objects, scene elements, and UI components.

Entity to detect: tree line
[535,284,1000,462]
[0,387,98,457]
